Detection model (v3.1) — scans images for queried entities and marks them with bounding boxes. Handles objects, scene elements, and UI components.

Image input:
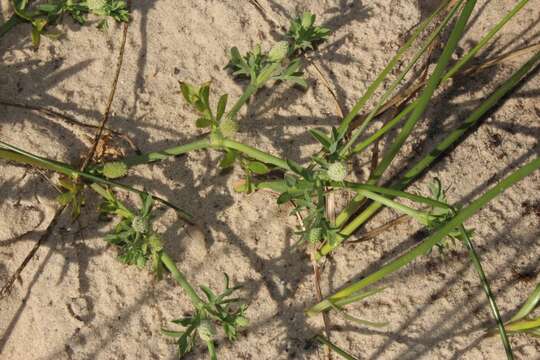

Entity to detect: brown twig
[309,61,345,119]
[0,99,139,153]
[1,18,131,301]
[0,206,65,299]
[80,18,130,170]
[350,43,540,132]
[347,214,409,244]
[291,200,332,360]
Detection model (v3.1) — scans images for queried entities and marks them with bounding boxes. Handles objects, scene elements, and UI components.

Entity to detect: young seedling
[1,0,130,47]
[91,184,248,359]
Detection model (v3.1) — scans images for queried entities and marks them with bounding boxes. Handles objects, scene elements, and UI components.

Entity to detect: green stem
[160,251,204,308]
[0,141,193,221]
[226,82,259,121]
[307,156,540,316]
[336,0,452,137]
[314,335,359,360]
[121,138,211,167]
[220,138,293,171]
[459,226,513,359]
[206,340,217,360]
[226,62,280,122]
[340,0,464,155]
[321,49,540,256]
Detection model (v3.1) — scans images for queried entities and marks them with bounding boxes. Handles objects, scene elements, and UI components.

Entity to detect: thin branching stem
[459,226,513,359]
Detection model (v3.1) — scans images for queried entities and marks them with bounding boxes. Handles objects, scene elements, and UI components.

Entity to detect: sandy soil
[0,0,539,359]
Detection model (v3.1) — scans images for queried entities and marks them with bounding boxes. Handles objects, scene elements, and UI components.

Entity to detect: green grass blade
[334,0,476,227]
[505,317,540,333]
[351,101,416,155]
[308,156,540,315]
[442,0,530,82]
[510,283,540,322]
[340,0,464,155]
[460,226,513,359]
[320,49,540,256]
[369,0,477,184]
[336,0,452,137]
[331,287,385,308]
[341,182,451,210]
[350,0,529,156]
[314,335,359,360]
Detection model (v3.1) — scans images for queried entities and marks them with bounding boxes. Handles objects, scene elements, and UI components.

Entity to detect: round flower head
[268,41,289,62]
[102,161,128,179]
[327,162,347,182]
[198,320,217,342]
[132,216,149,234]
[308,227,322,243]
[219,118,239,138]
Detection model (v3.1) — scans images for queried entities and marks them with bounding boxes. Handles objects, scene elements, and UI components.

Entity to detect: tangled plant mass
[1,0,540,359]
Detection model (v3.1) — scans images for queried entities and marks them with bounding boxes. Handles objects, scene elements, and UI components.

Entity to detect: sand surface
[1,0,539,359]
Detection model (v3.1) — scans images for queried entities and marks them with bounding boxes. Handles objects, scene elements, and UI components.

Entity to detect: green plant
[92,184,248,359]
[1,3,539,359]
[0,0,130,47]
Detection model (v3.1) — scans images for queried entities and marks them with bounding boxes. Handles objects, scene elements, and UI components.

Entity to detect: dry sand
[0,0,539,359]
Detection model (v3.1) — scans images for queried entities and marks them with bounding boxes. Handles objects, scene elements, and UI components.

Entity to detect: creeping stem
[160,252,205,308]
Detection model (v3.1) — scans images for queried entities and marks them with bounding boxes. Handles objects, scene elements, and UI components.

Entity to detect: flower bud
[198,320,217,342]
[327,162,347,182]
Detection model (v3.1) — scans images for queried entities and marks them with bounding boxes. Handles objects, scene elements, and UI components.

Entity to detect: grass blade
[320,49,540,257]
[309,156,540,315]
[459,226,513,359]
[336,0,453,137]
[340,0,464,155]
[369,0,477,184]
[314,335,359,360]
[510,283,540,323]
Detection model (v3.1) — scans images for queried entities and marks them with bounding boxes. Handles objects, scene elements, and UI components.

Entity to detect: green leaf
[102,161,128,179]
[216,94,228,121]
[56,192,73,206]
[180,82,198,105]
[277,192,292,204]
[200,285,216,302]
[195,117,212,128]
[219,149,237,169]
[308,128,331,149]
[247,161,270,175]
[286,159,308,177]
[268,41,289,62]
